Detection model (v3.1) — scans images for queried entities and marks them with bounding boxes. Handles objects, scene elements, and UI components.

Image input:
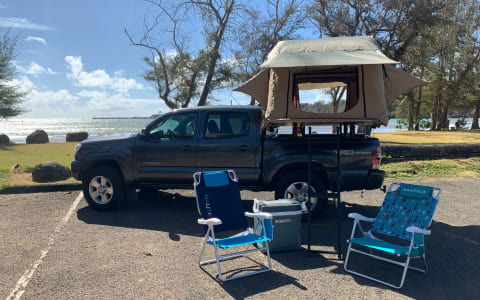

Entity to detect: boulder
[32,161,71,183]
[0,134,9,144]
[26,130,49,144]
[66,132,88,142]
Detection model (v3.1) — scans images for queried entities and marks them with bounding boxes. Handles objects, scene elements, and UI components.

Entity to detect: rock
[26,130,49,144]
[11,163,25,174]
[0,134,9,144]
[32,161,71,183]
[66,132,88,142]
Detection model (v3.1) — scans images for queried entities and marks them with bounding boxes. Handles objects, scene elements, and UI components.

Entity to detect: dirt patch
[8,172,34,185]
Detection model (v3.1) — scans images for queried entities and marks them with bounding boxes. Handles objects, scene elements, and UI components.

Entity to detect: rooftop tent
[234,36,426,125]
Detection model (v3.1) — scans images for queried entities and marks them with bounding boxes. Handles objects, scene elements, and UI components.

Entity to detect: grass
[0,142,79,188]
[372,131,480,144]
[382,157,480,179]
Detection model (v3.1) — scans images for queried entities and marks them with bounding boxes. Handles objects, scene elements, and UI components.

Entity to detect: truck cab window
[204,112,249,138]
[148,113,197,140]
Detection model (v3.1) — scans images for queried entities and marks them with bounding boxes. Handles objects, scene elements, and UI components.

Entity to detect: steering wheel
[166,129,176,139]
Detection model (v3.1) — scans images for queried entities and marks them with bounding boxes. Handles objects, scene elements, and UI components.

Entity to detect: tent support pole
[336,124,342,260]
[307,126,312,254]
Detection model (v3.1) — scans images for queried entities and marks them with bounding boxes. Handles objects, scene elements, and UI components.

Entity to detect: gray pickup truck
[71,106,384,216]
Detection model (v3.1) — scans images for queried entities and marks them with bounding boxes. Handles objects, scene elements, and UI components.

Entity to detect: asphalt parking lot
[1,177,479,300]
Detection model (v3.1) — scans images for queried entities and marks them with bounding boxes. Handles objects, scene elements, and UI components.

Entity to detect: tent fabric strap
[361,65,367,119]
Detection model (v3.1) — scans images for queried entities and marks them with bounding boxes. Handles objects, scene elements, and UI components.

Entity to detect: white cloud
[65,56,144,92]
[18,61,58,77]
[0,17,52,30]
[25,36,46,45]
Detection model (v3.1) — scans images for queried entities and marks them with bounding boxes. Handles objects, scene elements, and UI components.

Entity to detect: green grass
[0,142,80,188]
[383,157,480,179]
[0,168,9,189]
[372,131,480,144]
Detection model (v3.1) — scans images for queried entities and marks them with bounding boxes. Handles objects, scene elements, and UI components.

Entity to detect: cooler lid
[256,199,302,213]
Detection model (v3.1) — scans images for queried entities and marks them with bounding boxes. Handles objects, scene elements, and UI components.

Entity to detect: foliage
[0,30,26,118]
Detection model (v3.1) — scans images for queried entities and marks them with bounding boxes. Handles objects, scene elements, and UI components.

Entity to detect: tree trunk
[196,2,234,107]
[437,103,450,130]
[472,100,480,130]
[407,92,414,130]
[249,96,255,105]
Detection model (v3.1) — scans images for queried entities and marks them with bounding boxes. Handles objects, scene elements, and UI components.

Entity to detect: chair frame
[194,170,273,281]
[343,183,441,289]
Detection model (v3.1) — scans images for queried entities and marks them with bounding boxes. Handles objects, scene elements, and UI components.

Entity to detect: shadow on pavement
[323,201,480,300]
[77,190,480,299]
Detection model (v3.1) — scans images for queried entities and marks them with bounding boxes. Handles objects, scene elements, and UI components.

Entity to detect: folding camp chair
[344,182,441,289]
[193,170,274,281]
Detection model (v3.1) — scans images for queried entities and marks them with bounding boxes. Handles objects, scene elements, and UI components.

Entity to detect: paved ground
[1,177,479,299]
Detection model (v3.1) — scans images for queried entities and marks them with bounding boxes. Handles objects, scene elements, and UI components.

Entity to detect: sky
[2,0,254,118]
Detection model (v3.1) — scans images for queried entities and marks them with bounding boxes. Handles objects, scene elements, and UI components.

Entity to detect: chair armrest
[245,212,273,220]
[197,218,222,226]
[348,213,375,222]
[406,226,431,235]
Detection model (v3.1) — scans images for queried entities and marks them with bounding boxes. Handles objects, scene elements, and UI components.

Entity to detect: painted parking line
[6,193,83,300]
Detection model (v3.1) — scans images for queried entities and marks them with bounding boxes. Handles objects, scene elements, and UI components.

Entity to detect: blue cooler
[253,199,302,252]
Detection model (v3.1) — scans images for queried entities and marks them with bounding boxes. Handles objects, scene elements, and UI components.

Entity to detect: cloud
[17,61,58,77]
[0,17,52,30]
[25,36,46,45]
[65,56,144,91]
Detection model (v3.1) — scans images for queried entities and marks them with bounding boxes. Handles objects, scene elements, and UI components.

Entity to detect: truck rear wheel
[274,171,328,218]
[82,166,125,210]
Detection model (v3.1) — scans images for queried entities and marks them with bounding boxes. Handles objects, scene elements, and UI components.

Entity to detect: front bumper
[71,160,81,181]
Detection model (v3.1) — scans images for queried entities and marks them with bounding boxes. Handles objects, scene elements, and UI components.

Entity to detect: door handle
[184,145,195,152]
[239,145,249,151]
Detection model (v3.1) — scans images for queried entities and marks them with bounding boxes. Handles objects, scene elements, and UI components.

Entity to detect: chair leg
[344,244,413,289]
[266,242,272,270]
[198,237,207,265]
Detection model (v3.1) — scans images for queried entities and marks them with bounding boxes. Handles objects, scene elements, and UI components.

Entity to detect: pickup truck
[71,106,384,216]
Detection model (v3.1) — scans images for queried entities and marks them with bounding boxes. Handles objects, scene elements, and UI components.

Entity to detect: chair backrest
[193,170,248,233]
[370,183,441,241]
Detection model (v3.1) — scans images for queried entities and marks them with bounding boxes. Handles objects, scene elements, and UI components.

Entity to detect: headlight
[74,144,82,156]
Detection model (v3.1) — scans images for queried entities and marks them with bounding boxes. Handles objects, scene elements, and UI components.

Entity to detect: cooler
[253,199,302,252]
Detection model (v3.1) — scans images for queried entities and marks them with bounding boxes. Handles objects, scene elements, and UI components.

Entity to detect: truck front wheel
[274,171,328,218]
[82,166,125,210]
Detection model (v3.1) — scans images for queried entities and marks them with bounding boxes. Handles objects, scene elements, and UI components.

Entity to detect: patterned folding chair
[193,170,273,281]
[344,183,441,288]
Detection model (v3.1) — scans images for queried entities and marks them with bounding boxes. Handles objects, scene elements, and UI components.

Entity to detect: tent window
[293,69,358,114]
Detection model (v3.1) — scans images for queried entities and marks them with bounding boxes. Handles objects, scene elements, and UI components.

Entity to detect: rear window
[204,112,250,138]
[293,68,359,114]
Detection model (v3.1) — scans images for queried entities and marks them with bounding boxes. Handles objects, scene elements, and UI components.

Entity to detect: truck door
[134,112,198,184]
[196,111,259,184]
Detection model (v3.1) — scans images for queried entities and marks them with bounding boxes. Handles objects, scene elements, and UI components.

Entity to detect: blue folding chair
[344,182,441,288]
[193,170,273,281]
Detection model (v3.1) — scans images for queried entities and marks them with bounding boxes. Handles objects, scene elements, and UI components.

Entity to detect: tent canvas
[234,36,425,126]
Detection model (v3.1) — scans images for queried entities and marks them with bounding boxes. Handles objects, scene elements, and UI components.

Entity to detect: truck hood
[80,133,137,146]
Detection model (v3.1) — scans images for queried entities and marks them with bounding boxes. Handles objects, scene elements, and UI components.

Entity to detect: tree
[233,0,305,104]
[307,0,443,132]
[126,0,238,109]
[0,31,26,118]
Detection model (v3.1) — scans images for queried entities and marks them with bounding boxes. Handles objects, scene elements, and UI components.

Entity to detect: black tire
[274,171,328,218]
[82,165,125,210]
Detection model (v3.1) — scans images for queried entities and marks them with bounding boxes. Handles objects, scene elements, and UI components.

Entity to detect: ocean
[0,117,474,144]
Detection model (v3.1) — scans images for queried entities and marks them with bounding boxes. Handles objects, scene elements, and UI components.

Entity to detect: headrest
[398,184,433,200]
[202,171,229,187]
